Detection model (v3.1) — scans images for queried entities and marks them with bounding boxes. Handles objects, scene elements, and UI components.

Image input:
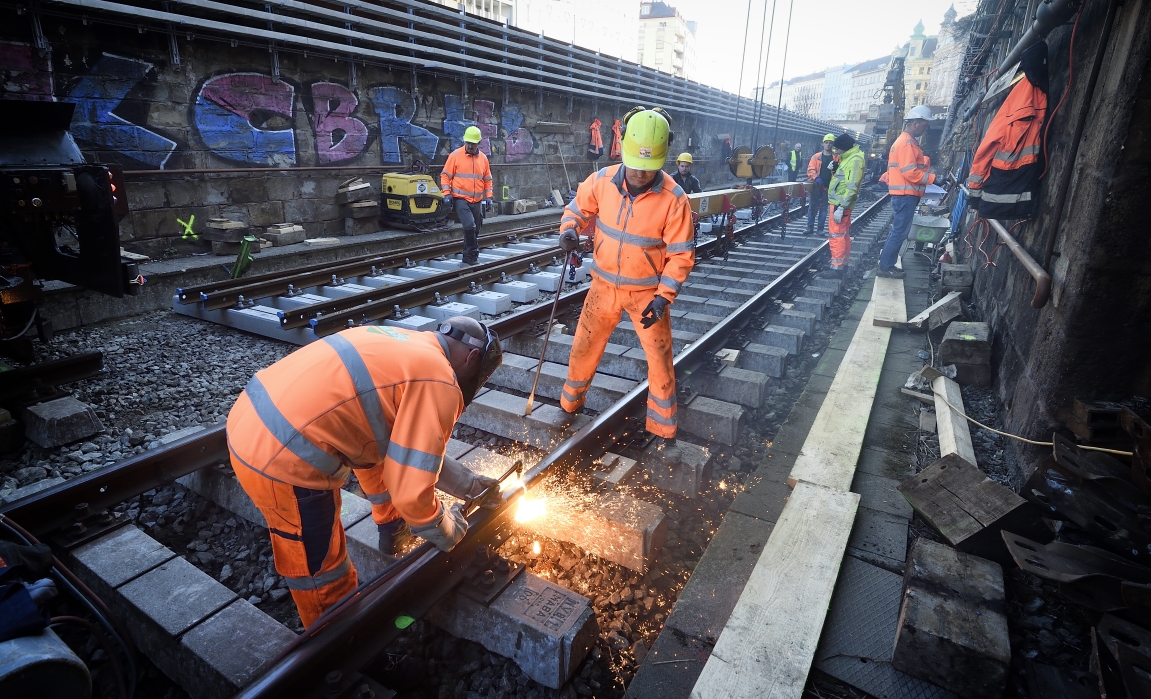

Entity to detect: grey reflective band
[967,173,985,183]
[323,334,392,455]
[363,490,392,505]
[386,442,443,473]
[565,378,592,388]
[979,190,1032,203]
[596,219,663,248]
[994,145,1040,162]
[888,184,925,191]
[561,389,583,403]
[670,184,685,198]
[648,393,677,409]
[565,200,589,222]
[647,410,678,426]
[283,555,352,591]
[900,164,920,172]
[659,276,683,292]
[243,376,344,476]
[452,172,485,179]
[587,260,660,287]
[666,240,695,253]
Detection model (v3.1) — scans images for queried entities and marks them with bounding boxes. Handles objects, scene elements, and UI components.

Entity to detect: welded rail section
[36,0,843,133]
[987,218,1052,308]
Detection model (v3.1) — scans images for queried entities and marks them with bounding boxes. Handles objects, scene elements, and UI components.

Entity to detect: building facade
[820,64,853,121]
[928,6,967,107]
[903,20,939,107]
[516,0,638,60]
[637,2,697,80]
[432,0,514,23]
[848,56,890,121]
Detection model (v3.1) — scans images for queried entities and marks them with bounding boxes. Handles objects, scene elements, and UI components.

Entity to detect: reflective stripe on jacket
[828,146,865,210]
[887,132,936,197]
[560,165,694,302]
[440,147,493,203]
[226,327,464,526]
[966,73,1047,218]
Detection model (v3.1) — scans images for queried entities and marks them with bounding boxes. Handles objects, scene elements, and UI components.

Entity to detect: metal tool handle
[524,252,574,416]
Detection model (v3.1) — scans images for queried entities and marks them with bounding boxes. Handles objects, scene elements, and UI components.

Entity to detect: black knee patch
[293,486,337,575]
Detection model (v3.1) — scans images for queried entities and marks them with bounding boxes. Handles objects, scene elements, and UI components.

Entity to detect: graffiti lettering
[442,95,473,153]
[367,86,439,164]
[470,100,498,155]
[0,41,54,101]
[501,103,534,162]
[194,73,296,167]
[67,54,177,169]
[311,82,368,164]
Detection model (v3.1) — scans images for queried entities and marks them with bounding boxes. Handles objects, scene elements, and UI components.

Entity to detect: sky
[670,0,979,93]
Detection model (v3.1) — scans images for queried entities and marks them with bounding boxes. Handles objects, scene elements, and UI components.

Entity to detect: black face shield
[437,321,503,405]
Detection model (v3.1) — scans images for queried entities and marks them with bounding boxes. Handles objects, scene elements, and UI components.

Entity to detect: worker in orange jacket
[556,107,694,465]
[806,134,838,235]
[226,317,503,626]
[879,105,937,278]
[441,126,494,264]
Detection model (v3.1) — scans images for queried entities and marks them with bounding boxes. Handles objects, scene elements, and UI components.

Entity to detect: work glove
[377,518,412,557]
[558,229,580,252]
[410,503,468,552]
[833,207,845,224]
[482,199,492,214]
[436,456,500,509]
[442,196,454,212]
[814,177,823,185]
[640,295,670,329]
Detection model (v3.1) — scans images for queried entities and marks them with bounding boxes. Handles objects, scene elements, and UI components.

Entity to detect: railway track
[1,190,891,699]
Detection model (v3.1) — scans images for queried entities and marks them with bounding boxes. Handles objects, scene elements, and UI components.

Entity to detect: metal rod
[987,218,1053,308]
[524,252,573,416]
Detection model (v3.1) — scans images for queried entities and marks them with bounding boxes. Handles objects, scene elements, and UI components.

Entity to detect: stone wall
[1,11,821,258]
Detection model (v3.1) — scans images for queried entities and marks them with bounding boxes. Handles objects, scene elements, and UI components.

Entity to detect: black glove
[558,229,580,252]
[442,196,454,213]
[640,295,670,329]
[377,519,412,557]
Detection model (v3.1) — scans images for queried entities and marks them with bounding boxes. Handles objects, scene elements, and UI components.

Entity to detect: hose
[50,615,128,699]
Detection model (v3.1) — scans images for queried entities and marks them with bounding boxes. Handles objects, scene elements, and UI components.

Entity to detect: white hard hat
[794,142,802,148]
[906,105,934,121]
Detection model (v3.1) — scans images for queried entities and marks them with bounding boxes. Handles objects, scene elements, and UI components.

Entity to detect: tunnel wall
[1,12,823,258]
[951,0,1151,475]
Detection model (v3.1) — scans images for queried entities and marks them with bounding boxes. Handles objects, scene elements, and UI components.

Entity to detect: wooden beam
[690,482,860,699]
[688,182,811,215]
[906,291,963,331]
[871,276,907,328]
[787,290,892,491]
[932,375,978,466]
[901,388,935,403]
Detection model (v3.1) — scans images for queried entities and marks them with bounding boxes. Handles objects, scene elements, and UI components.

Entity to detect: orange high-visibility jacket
[966,73,1047,218]
[226,327,464,526]
[440,146,494,203]
[560,165,695,302]
[610,120,623,160]
[887,132,936,197]
[807,152,839,182]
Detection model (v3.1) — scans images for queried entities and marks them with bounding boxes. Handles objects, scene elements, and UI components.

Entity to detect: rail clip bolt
[324,670,343,699]
[480,570,496,588]
[494,557,510,573]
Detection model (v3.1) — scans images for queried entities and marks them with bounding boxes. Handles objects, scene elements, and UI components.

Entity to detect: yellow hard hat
[462,126,483,144]
[823,133,835,142]
[676,152,693,164]
[621,110,671,171]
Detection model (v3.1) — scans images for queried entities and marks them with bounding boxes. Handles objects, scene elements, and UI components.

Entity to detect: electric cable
[0,309,38,341]
[1040,1,1084,180]
[731,0,754,128]
[51,615,129,699]
[748,0,774,151]
[770,0,795,147]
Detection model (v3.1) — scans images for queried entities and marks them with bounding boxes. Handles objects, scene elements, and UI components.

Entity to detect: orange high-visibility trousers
[828,205,852,269]
[232,464,358,627]
[561,279,677,438]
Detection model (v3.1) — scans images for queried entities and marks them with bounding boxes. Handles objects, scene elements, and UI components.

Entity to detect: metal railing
[987,218,1052,308]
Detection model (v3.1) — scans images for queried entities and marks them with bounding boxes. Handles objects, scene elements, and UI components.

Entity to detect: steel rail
[987,218,1052,309]
[0,351,105,406]
[176,224,556,304]
[233,194,887,698]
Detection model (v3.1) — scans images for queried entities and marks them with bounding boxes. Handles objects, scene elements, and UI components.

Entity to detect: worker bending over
[805,134,838,235]
[879,105,936,279]
[826,133,865,276]
[441,126,494,264]
[557,107,695,464]
[226,317,503,626]
[672,152,702,194]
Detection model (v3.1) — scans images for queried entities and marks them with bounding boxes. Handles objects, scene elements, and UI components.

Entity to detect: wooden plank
[871,276,907,328]
[687,182,810,215]
[787,292,892,492]
[906,291,963,331]
[691,482,860,699]
[901,388,935,403]
[932,375,978,466]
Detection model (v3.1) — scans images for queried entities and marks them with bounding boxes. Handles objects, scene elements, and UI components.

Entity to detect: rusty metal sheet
[1001,532,1151,612]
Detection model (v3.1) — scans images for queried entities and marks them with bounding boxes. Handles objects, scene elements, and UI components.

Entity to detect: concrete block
[590,453,640,487]
[24,396,104,448]
[344,217,378,236]
[939,322,991,365]
[522,271,562,292]
[519,491,666,573]
[893,539,1009,699]
[263,225,305,246]
[940,263,974,288]
[791,297,824,320]
[739,343,787,379]
[695,366,769,407]
[425,572,598,689]
[773,309,817,336]
[488,354,635,412]
[384,315,439,331]
[637,441,712,497]
[210,239,261,256]
[493,280,540,303]
[679,396,745,445]
[247,201,285,227]
[180,599,297,699]
[117,556,237,636]
[810,278,842,296]
[753,325,804,355]
[950,362,992,388]
[70,525,177,589]
[940,284,972,300]
[611,322,699,355]
[803,285,835,307]
[339,201,380,219]
[462,291,513,315]
[458,390,590,449]
[422,302,481,322]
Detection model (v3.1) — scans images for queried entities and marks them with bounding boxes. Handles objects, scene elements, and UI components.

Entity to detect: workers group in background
[787,142,804,182]
[806,134,838,235]
[880,105,937,279]
[225,316,504,627]
[672,152,702,194]
[827,133,865,276]
[441,126,494,264]
[557,107,694,466]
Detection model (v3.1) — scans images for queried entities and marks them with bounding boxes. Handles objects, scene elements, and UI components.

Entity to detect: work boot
[805,228,814,236]
[877,267,906,279]
[655,437,683,467]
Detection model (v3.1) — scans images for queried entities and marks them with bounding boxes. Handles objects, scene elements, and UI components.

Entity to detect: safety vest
[966,72,1047,219]
[887,132,936,197]
[440,147,493,204]
[560,165,695,301]
[828,146,865,210]
[226,327,464,526]
[789,150,801,171]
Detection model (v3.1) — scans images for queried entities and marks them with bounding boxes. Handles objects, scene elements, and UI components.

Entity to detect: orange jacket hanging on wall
[610,120,623,160]
[966,40,1049,219]
[587,119,604,160]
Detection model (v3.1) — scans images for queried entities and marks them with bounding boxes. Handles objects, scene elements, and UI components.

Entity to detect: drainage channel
[0,193,891,699]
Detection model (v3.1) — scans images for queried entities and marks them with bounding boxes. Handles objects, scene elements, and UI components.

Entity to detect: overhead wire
[731,0,755,129]
[748,0,775,151]
[770,0,795,147]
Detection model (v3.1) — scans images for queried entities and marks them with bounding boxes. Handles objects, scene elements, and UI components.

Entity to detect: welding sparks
[515,495,548,522]
[718,480,727,490]
[531,541,541,555]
